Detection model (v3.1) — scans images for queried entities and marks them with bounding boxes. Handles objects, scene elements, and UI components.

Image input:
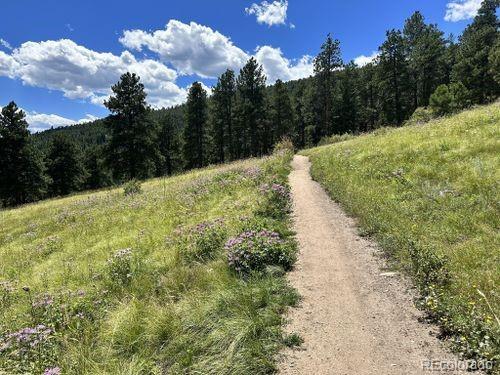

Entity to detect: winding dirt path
[279,155,464,375]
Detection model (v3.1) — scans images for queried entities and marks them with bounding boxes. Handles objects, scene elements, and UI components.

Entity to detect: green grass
[0,148,298,374]
[303,103,500,369]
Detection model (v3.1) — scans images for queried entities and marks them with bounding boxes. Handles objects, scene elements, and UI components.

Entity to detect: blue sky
[0,0,481,131]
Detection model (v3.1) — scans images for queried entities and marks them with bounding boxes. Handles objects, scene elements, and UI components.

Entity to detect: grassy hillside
[0,146,298,374]
[303,103,500,368]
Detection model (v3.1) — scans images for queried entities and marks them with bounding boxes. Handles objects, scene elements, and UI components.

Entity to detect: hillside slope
[0,147,298,374]
[303,103,500,369]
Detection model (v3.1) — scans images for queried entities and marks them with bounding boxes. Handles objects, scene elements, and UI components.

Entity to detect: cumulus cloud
[245,0,288,27]
[444,0,482,22]
[254,45,313,83]
[0,39,187,108]
[120,20,249,78]
[26,112,99,132]
[353,51,379,67]
[0,50,19,78]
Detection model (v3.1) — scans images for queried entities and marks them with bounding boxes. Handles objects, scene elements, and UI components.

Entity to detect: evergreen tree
[313,34,343,141]
[84,146,111,190]
[210,69,236,163]
[184,82,208,169]
[403,11,447,108]
[292,86,307,149]
[271,79,294,142]
[452,0,499,103]
[357,62,379,131]
[46,135,86,196]
[233,58,267,157]
[378,29,410,125]
[159,113,183,175]
[104,72,160,182]
[337,62,359,134]
[489,37,500,85]
[0,102,47,206]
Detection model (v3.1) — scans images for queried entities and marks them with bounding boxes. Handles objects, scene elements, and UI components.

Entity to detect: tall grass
[0,146,298,374]
[303,103,500,370]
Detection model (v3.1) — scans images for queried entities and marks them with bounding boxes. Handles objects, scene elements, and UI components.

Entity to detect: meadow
[0,145,299,374]
[303,103,500,368]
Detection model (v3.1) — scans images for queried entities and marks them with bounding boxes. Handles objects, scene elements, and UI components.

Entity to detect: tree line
[1,1,498,208]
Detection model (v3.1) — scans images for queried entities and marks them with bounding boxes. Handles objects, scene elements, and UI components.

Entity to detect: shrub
[183,220,227,263]
[107,248,134,285]
[406,107,434,126]
[273,137,295,154]
[225,230,296,275]
[429,83,470,116]
[123,179,142,196]
[258,182,291,219]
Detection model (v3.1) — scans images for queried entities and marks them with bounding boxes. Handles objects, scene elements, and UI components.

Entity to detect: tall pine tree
[104,72,160,182]
[378,29,410,125]
[0,102,47,206]
[313,34,343,142]
[233,58,267,157]
[158,113,183,175]
[271,79,294,142]
[46,135,86,197]
[210,69,236,163]
[184,82,208,169]
[452,0,499,103]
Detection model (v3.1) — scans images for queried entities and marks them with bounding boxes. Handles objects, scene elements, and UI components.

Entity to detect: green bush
[406,107,434,126]
[123,179,142,196]
[429,83,470,116]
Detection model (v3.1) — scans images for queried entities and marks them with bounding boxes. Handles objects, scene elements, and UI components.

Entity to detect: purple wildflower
[44,367,61,375]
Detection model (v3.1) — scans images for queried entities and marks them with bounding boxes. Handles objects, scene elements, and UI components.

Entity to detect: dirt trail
[279,155,463,375]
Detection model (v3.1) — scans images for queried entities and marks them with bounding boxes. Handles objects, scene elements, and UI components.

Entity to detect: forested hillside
[1,0,498,208]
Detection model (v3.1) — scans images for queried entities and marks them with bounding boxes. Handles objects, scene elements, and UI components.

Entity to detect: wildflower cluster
[0,324,57,373]
[106,248,134,286]
[226,230,296,275]
[258,182,291,219]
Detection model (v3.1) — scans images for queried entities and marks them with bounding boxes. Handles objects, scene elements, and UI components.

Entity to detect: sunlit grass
[0,151,298,374]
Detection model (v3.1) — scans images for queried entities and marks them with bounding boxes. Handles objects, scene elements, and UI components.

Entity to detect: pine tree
[210,69,236,163]
[489,37,500,85]
[0,102,47,206]
[184,82,208,169]
[452,0,500,103]
[104,72,160,182]
[292,86,307,149]
[46,135,86,196]
[378,29,410,125]
[313,34,343,141]
[403,11,447,108]
[271,79,294,142]
[358,62,379,131]
[159,113,183,175]
[233,58,267,157]
[84,146,111,190]
[336,62,359,134]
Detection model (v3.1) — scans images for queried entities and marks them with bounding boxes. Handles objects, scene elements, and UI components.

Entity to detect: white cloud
[0,38,12,50]
[353,51,379,67]
[0,39,186,109]
[0,50,19,78]
[26,112,99,132]
[120,20,249,78]
[444,0,482,22]
[254,45,313,83]
[245,0,288,27]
